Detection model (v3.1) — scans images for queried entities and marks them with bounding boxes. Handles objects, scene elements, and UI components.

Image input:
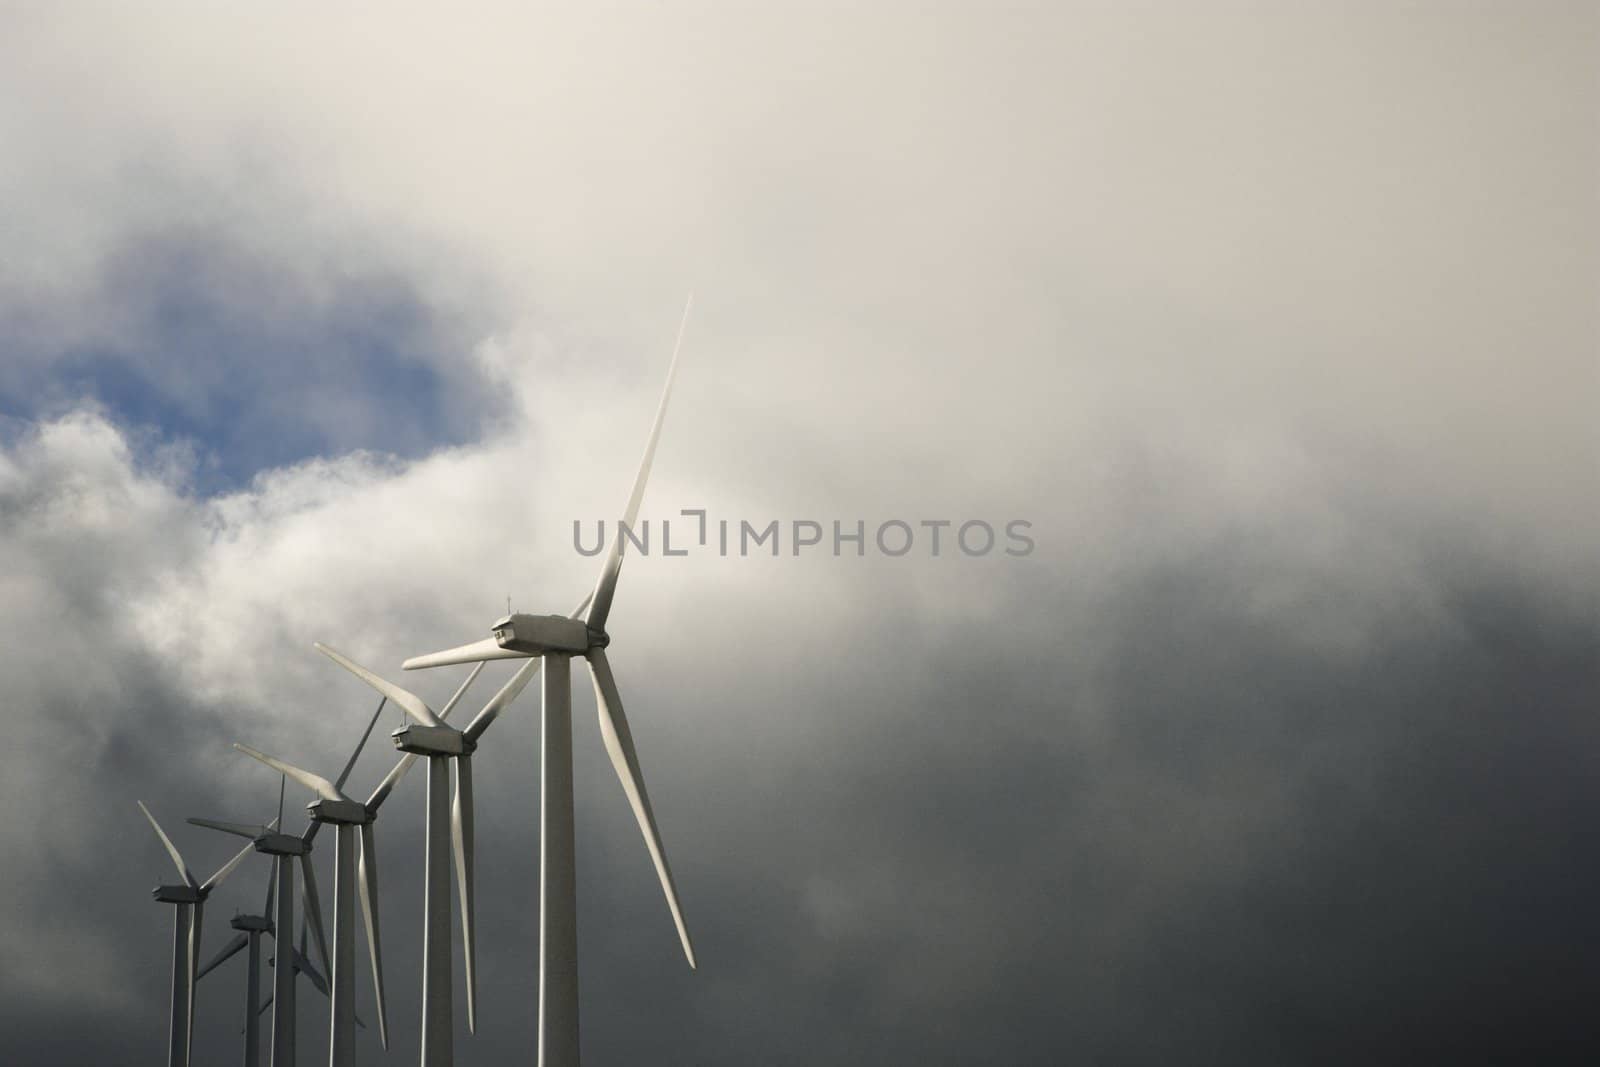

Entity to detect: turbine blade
[293,948,330,997]
[452,754,478,1033]
[587,293,692,633]
[138,802,198,888]
[439,662,487,715]
[263,856,276,920]
[335,697,388,792]
[586,648,696,968]
[187,817,267,841]
[365,752,420,813]
[201,835,259,893]
[402,638,532,672]
[196,932,247,980]
[316,643,443,726]
[357,823,390,1050]
[462,656,542,743]
[365,661,485,810]
[234,744,343,803]
[186,899,204,1060]
[298,854,333,983]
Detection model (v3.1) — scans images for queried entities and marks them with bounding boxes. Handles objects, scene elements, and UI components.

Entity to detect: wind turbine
[398,297,698,1066]
[193,778,289,1067]
[198,809,344,1067]
[188,696,386,1067]
[138,800,266,1067]
[253,911,347,1033]
[310,637,583,1066]
[229,667,485,1067]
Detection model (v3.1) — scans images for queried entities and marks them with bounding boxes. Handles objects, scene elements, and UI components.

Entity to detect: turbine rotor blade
[462,656,542,744]
[186,899,203,1060]
[357,823,390,1049]
[402,638,532,672]
[188,817,269,841]
[298,855,333,982]
[439,662,487,715]
[235,744,343,803]
[138,802,198,888]
[315,643,443,727]
[201,835,259,893]
[335,697,388,792]
[365,752,420,813]
[586,647,696,968]
[365,661,485,810]
[293,948,330,997]
[197,932,248,981]
[452,754,478,1033]
[587,295,692,633]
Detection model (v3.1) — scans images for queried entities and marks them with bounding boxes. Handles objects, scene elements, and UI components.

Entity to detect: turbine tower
[138,801,265,1067]
[399,297,698,1066]
[230,667,485,1067]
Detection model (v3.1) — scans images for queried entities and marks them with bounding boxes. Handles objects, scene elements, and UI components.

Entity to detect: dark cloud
[8,481,1597,1065]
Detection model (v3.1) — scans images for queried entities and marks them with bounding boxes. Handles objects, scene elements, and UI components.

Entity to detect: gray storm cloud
[0,3,1595,1064]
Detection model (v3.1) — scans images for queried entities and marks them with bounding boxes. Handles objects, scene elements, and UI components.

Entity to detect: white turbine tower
[229,668,485,1067]
[138,801,266,1067]
[400,297,698,1066]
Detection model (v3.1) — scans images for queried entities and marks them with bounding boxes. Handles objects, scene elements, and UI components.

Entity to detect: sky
[1,3,1596,1064]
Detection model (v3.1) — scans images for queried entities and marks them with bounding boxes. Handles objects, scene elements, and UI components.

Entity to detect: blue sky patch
[0,230,502,495]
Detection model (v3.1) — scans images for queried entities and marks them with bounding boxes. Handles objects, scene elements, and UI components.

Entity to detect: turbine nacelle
[400,612,598,671]
[230,914,272,933]
[493,612,593,655]
[252,832,309,857]
[307,797,370,825]
[392,724,475,758]
[153,884,203,904]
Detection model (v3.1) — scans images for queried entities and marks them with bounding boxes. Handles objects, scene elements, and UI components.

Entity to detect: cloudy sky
[1,3,1595,1064]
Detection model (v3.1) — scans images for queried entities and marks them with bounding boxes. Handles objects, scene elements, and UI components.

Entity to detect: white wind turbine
[228,666,485,1067]
[398,297,698,1066]
[138,801,267,1067]
[310,628,586,1066]
[192,778,289,1067]
[188,693,386,1067]
[199,829,364,1067]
